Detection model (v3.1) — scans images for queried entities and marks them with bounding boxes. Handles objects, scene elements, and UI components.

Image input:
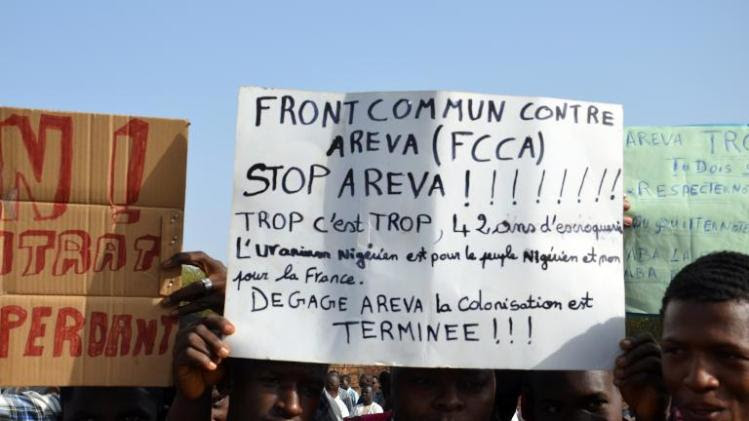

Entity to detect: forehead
[236,360,327,382]
[530,371,614,396]
[394,367,493,382]
[663,300,749,345]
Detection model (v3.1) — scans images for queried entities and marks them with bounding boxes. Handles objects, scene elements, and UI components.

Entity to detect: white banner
[226,87,624,369]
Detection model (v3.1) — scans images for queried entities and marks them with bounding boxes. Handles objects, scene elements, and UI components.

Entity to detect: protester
[616,251,749,421]
[521,370,624,421]
[162,251,504,421]
[341,375,359,407]
[358,374,372,393]
[389,367,496,421]
[230,359,328,421]
[352,385,384,416]
[160,251,332,421]
[0,387,61,420]
[320,371,352,421]
[61,387,163,421]
[166,308,332,421]
[369,376,385,408]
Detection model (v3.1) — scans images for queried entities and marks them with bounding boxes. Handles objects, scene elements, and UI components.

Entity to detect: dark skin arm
[614,334,670,421]
[167,314,235,421]
[167,388,212,421]
[161,251,232,420]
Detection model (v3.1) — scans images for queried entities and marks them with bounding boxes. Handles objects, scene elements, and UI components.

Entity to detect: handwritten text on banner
[624,126,749,314]
[226,88,624,369]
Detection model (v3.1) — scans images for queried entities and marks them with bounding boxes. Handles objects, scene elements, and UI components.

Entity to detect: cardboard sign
[624,126,749,314]
[0,296,177,386]
[0,107,187,385]
[226,88,624,369]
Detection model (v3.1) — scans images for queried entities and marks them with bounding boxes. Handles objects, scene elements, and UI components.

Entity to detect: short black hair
[662,251,749,313]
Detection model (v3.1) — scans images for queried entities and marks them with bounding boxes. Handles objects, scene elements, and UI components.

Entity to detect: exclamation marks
[464,170,470,207]
[536,170,546,204]
[527,316,533,344]
[595,169,608,202]
[492,317,532,345]
[490,169,497,205]
[577,167,589,203]
[508,317,514,344]
[610,168,621,200]
[512,169,519,205]
[558,169,567,205]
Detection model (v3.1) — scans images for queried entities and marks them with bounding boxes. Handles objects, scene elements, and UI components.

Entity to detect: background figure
[353,385,384,416]
[521,371,623,421]
[370,376,385,407]
[320,371,352,421]
[359,374,372,391]
[341,375,359,408]
[0,387,61,421]
[61,387,164,421]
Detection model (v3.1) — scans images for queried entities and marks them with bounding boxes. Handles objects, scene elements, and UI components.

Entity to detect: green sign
[624,126,749,314]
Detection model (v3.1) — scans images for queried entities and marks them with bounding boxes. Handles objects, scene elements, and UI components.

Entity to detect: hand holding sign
[173,314,235,399]
[162,251,228,315]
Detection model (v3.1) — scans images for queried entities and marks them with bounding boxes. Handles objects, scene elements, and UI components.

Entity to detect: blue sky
[2,1,747,260]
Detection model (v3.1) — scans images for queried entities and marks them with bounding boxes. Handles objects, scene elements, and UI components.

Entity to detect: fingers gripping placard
[226,88,624,369]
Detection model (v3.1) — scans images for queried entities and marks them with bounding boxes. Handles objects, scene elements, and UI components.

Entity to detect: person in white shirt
[322,371,351,421]
[352,385,383,416]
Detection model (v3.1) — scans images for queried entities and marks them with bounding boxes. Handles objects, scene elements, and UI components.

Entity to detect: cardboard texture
[0,295,178,386]
[0,106,187,386]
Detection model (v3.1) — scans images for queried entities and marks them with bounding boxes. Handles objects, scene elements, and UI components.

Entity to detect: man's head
[521,371,622,421]
[390,367,495,421]
[371,375,380,392]
[660,251,749,421]
[61,387,162,421]
[361,385,374,405]
[325,371,340,393]
[341,374,351,390]
[359,373,372,389]
[227,359,328,421]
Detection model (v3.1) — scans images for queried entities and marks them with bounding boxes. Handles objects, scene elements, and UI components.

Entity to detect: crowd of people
[3,203,749,421]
